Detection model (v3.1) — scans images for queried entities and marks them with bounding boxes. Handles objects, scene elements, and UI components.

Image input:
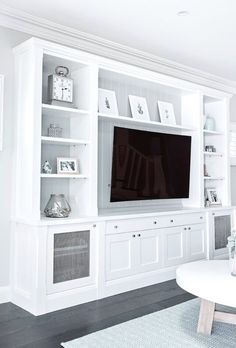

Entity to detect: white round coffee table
[176,260,236,335]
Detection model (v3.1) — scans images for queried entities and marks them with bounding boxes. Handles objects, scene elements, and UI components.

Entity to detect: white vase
[229,252,236,276]
[204,115,215,131]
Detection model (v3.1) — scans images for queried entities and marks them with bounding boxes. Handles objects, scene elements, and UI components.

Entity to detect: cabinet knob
[132,234,136,238]
[138,233,141,237]
[184,227,187,230]
[153,221,157,224]
[200,216,203,219]
[170,219,174,223]
[93,224,96,228]
[114,225,118,229]
[188,227,191,230]
[212,213,215,216]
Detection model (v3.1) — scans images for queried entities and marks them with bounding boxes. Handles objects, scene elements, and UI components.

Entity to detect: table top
[176,260,236,307]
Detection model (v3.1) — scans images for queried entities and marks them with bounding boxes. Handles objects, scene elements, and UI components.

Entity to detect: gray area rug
[61,298,236,347]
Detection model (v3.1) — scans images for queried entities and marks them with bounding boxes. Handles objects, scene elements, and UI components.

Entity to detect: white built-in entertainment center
[11,38,235,315]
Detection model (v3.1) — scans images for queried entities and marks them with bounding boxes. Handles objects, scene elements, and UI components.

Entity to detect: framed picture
[206,188,221,205]
[98,88,119,115]
[0,75,4,151]
[157,101,176,125]
[57,158,78,174]
[128,95,150,121]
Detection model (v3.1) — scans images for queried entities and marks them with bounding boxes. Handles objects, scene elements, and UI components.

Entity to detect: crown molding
[0,3,236,94]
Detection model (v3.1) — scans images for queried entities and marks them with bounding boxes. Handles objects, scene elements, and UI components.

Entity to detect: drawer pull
[132,234,136,238]
[153,221,157,225]
[138,233,141,237]
[200,216,203,219]
[184,227,187,230]
[114,225,118,229]
[170,219,174,223]
[188,227,191,230]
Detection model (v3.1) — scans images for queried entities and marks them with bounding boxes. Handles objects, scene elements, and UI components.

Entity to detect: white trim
[0,286,10,303]
[0,75,4,151]
[0,4,236,94]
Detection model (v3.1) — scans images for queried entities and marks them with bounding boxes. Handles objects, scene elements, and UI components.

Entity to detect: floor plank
[0,280,194,348]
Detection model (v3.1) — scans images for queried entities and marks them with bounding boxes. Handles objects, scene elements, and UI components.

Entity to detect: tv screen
[110,127,191,202]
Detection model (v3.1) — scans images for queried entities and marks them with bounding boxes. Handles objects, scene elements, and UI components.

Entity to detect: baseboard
[101,267,177,299]
[0,286,10,303]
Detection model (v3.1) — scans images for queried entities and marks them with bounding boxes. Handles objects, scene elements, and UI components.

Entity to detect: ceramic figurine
[42,160,52,174]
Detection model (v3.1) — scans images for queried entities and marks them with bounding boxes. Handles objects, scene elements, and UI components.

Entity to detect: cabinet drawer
[106,213,205,234]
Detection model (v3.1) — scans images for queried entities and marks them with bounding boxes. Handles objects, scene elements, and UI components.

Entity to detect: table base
[197,298,236,335]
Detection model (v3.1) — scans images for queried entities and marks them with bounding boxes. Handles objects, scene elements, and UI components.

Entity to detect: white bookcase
[203,97,230,206]
[11,38,234,315]
[13,38,232,222]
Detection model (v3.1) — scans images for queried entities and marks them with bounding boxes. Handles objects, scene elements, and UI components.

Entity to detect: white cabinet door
[105,232,136,281]
[209,210,232,259]
[47,224,97,294]
[163,226,186,267]
[137,229,162,273]
[186,224,206,261]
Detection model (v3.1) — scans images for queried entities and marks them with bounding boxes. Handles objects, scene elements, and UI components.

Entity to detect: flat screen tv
[110,127,191,202]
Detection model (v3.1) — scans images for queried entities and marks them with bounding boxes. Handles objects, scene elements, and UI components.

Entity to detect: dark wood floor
[0,280,194,348]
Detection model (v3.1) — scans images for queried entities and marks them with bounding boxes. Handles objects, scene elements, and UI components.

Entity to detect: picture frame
[128,95,150,121]
[98,88,119,115]
[206,188,221,205]
[57,158,78,174]
[157,101,176,125]
[0,75,4,151]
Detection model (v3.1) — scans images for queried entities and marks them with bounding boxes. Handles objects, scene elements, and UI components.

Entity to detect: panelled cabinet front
[163,224,206,266]
[163,226,186,267]
[138,229,162,273]
[208,209,233,259]
[105,229,162,281]
[47,223,97,294]
[186,223,206,261]
[105,232,135,280]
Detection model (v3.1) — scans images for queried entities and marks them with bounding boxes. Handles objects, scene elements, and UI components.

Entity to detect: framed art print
[98,88,119,115]
[57,157,78,174]
[0,75,4,151]
[129,95,150,121]
[158,101,176,125]
[206,188,221,205]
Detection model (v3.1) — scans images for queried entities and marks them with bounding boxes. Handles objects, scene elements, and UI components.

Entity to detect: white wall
[0,27,29,288]
[230,96,236,205]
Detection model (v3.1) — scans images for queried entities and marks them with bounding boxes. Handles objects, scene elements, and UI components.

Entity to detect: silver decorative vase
[44,194,71,218]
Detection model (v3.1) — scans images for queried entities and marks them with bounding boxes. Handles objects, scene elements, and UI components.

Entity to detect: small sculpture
[42,160,52,174]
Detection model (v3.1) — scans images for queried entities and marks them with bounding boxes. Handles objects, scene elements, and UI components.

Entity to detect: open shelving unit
[202,96,230,206]
[13,38,231,222]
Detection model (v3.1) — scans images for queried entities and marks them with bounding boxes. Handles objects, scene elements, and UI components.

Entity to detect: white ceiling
[2,0,236,80]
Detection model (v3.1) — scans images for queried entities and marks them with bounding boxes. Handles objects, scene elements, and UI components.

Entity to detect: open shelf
[42,104,90,118]
[41,174,88,179]
[98,113,195,132]
[203,129,223,135]
[41,136,90,146]
[203,152,223,157]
